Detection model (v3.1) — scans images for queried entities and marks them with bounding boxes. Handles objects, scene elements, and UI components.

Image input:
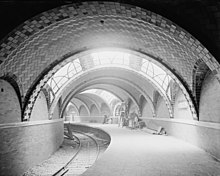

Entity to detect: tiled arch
[0,1,219,120]
[67,102,79,116]
[71,97,91,116]
[59,74,155,121]
[0,73,23,109]
[192,59,211,110]
[83,83,141,113]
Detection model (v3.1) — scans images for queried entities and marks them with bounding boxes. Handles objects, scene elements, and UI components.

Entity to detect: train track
[53,125,105,176]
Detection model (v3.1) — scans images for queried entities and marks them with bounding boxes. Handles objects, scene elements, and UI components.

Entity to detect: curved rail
[52,131,81,176]
[53,128,101,176]
[72,129,101,162]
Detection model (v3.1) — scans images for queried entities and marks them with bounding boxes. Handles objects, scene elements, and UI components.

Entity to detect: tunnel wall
[53,102,60,119]
[0,119,63,175]
[0,79,21,124]
[173,89,193,120]
[128,101,138,114]
[30,91,49,121]
[141,99,153,118]
[142,118,220,160]
[100,103,111,117]
[67,123,111,142]
[74,116,105,123]
[199,73,220,123]
[79,105,89,116]
[156,96,170,118]
[90,105,100,116]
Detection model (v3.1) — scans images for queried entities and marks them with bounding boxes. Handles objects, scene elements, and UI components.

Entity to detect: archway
[0,1,217,123]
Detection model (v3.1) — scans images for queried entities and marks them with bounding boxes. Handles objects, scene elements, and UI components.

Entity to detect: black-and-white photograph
[0,0,220,175]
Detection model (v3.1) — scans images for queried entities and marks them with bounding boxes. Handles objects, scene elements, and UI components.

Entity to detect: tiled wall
[0,2,219,114]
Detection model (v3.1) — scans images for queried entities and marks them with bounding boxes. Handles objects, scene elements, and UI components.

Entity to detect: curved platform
[81,124,220,176]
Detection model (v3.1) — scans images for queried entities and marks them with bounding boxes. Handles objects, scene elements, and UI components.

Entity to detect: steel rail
[53,127,101,176]
[52,128,81,176]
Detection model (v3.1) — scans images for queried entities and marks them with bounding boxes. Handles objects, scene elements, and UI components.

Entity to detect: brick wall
[173,89,193,120]
[30,91,49,121]
[0,79,21,124]
[199,73,220,123]
[0,119,63,175]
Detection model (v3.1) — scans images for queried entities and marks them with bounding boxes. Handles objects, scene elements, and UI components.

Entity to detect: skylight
[91,51,130,66]
[46,49,173,105]
[80,89,120,108]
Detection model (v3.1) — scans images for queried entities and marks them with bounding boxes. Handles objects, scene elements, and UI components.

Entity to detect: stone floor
[82,124,220,176]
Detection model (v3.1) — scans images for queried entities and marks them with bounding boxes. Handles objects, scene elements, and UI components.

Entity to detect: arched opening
[26,48,197,122]
[64,102,79,121]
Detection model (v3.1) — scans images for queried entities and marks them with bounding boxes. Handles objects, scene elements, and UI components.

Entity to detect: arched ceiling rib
[74,94,101,114]
[81,83,140,110]
[45,49,170,100]
[75,93,106,113]
[4,2,207,119]
[64,76,153,107]
[61,68,156,104]
[36,49,195,120]
[1,1,219,100]
[67,102,79,116]
[78,92,114,112]
[1,0,220,62]
[70,97,90,116]
[59,69,158,118]
[84,79,143,105]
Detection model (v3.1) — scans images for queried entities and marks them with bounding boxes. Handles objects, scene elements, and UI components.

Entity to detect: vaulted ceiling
[1,0,220,60]
[0,0,218,120]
